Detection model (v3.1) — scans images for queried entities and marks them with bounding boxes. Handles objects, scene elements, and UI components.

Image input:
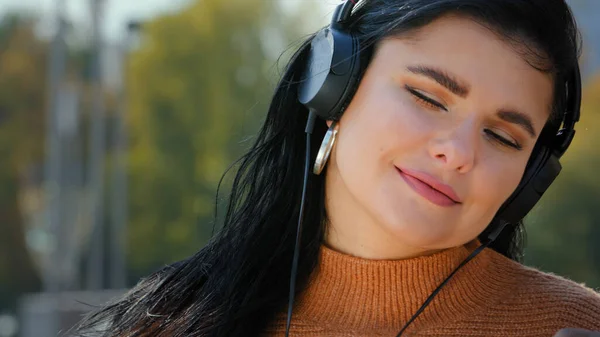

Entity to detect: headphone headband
[331,0,357,28]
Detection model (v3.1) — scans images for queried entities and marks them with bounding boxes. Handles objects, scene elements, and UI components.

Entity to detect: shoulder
[486,249,600,331]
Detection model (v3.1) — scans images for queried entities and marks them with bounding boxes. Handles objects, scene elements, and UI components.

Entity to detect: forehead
[375,15,554,121]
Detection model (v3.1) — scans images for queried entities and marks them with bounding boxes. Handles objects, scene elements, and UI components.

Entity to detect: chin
[382,211,458,249]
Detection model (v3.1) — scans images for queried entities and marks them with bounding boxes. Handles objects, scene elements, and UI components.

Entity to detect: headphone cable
[285,111,317,337]
[395,235,501,336]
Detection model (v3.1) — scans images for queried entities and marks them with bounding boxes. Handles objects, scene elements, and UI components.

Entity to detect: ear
[326,120,334,128]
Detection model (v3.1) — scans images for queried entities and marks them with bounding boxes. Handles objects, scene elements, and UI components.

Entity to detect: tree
[525,73,600,288]
[0,14,46,311]
[125,0,320,280]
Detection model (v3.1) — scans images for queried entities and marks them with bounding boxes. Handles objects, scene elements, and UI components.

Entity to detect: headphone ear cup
[495,146,562,224]
[298,27,363,121]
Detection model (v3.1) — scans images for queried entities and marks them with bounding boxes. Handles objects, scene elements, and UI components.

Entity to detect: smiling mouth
[396,168,460,207]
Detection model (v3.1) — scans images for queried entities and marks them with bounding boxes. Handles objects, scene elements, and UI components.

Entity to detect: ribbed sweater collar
[292,241,516,333]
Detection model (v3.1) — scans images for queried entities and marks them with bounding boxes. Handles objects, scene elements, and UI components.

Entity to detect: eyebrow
[406,65,470,98]
[497,109,536,138]
[406,64,537,138]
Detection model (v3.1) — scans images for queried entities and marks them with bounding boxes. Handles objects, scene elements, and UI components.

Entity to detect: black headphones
[298,0,581,236]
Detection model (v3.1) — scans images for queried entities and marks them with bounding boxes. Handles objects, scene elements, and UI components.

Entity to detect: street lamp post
[43,0,67,293]
[86,0,107,291]
[109,20,142,290]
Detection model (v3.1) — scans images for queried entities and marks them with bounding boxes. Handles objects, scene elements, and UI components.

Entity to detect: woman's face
[324,15,553,259]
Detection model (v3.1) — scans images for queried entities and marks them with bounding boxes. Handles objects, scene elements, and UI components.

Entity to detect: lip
[396,167,462,207]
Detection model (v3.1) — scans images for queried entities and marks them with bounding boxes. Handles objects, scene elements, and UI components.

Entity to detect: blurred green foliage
[525,76,600,288]
[0,14,46,311]
[124,0,320,280]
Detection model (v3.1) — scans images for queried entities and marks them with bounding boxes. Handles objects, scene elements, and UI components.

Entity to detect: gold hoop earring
[313,121,338,175]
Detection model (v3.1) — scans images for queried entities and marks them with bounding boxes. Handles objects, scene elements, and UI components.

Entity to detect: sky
[0,0,341,42]
[0,0,191,41]
[0,0,341,89]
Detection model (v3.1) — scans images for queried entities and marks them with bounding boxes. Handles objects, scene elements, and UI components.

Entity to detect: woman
[74,0,600,336]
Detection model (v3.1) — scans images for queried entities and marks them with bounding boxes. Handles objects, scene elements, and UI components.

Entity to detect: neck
[324,229,443,260]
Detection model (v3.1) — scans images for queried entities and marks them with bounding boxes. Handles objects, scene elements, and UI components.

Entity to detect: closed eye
[484,129,522,150]
[405,85,447,111]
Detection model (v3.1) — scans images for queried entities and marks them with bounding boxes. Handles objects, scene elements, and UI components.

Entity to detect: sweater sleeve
[550,278,600,331]
[432,254,600,337]
[513,266,600,333]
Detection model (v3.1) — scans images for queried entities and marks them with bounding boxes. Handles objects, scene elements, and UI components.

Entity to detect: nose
[428,119,477,174]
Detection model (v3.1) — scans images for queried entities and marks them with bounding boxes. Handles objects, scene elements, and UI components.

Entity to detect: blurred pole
[109,73,126,288]
[86,0,107,290]
[57,85,82,290]
[108,21,140,290]
[43,0,67,293]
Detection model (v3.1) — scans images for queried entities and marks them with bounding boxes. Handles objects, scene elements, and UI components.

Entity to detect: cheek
[345,90,432,153]
[340,119,401,168]
[451,155,528,245]
[333,113,389,182]
[474,155,527,212]
[332,93,408,195]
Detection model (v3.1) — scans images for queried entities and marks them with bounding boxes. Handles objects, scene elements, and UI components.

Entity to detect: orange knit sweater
[265,242,600,336]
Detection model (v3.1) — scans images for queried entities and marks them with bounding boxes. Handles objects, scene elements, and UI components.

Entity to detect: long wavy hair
[73,0,581,336]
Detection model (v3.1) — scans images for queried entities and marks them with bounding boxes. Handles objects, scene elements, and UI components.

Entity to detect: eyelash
[406,86,447,111]
[405,85,522,150]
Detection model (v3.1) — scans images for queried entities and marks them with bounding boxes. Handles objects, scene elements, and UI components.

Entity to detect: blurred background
[0,0,599,336]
